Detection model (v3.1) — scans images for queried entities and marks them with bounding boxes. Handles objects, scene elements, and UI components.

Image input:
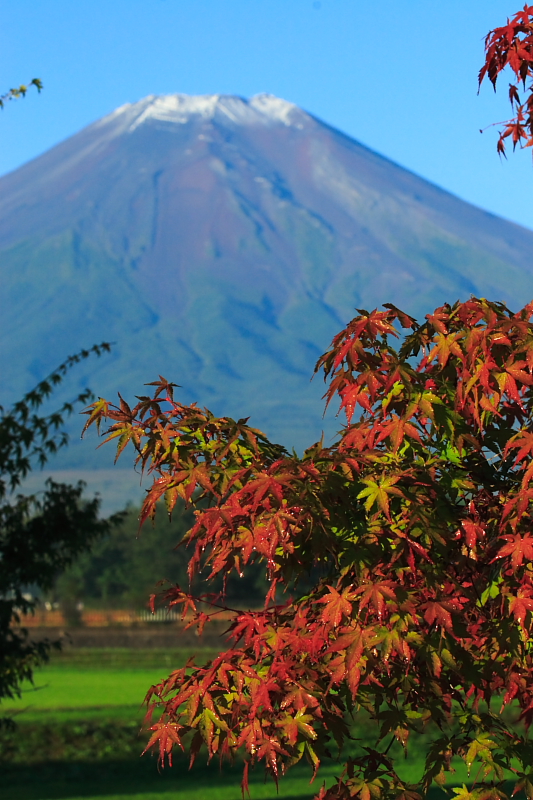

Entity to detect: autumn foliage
[83,297,533,799]
[480,4,533,155]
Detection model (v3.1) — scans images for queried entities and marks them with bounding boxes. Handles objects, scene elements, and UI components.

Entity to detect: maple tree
[85,297,533,799]
[480,4,533,156]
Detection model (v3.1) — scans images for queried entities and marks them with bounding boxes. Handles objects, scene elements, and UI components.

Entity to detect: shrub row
[0,719,146,763]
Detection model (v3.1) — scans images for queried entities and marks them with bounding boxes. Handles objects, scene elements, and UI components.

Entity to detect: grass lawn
[0,648,520,800]
[3,757,342,800]
[3,668,163,716]
[1,648,217,722]
[2,649,344,799]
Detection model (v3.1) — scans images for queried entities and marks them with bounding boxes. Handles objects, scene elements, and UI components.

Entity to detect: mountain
[2,92,533,482]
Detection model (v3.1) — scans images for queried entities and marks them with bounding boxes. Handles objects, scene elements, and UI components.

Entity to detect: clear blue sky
[1,0,532,229]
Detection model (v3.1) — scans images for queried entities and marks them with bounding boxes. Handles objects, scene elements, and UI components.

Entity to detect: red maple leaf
[496,532,533,569]
[317,586,355,627]
[353,581,397,620]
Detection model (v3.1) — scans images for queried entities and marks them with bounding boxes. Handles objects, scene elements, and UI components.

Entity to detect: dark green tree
[0,345,122,723]
[56,500,268,612]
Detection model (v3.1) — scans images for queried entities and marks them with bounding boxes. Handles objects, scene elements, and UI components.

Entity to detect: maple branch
[88,298,533,797]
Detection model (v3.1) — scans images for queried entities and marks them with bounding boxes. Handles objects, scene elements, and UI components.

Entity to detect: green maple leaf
[357,475,403,517]
[451,785,477,800]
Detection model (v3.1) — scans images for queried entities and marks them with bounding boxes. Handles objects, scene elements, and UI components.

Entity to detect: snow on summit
[99,93,305,134]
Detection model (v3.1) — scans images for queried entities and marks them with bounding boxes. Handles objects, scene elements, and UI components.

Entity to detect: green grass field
[0,648,514,800]
[3,760,343,800]
[1,648,341,800]
[2,648,216,723]
[4,668,167,721]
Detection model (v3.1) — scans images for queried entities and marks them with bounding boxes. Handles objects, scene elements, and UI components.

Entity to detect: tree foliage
[0,344,120,719]
[0,78,42,110]
[85,298,533,799]
[480,4,533,156]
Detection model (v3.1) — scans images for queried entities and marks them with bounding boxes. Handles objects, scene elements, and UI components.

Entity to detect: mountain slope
[2,93,533,469]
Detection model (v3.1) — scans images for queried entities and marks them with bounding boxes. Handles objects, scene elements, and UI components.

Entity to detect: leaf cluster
[480,5,533,156]
[0,343,112,501]
[86,297,533,798]
[0,78,42,110]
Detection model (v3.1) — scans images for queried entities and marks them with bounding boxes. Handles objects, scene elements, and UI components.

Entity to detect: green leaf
[479,579,502,607]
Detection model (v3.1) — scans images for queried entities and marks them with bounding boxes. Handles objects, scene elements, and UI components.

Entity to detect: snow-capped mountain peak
[99,92,305,134]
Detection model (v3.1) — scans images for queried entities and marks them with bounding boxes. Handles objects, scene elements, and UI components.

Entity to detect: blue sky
[1,0,532,229]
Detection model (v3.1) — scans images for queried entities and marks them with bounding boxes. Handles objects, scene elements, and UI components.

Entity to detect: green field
[0,648,513,800]
[2,648,216,722]
[2,758,340,800]
[5,669,163,714]
[1,649,339,800]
